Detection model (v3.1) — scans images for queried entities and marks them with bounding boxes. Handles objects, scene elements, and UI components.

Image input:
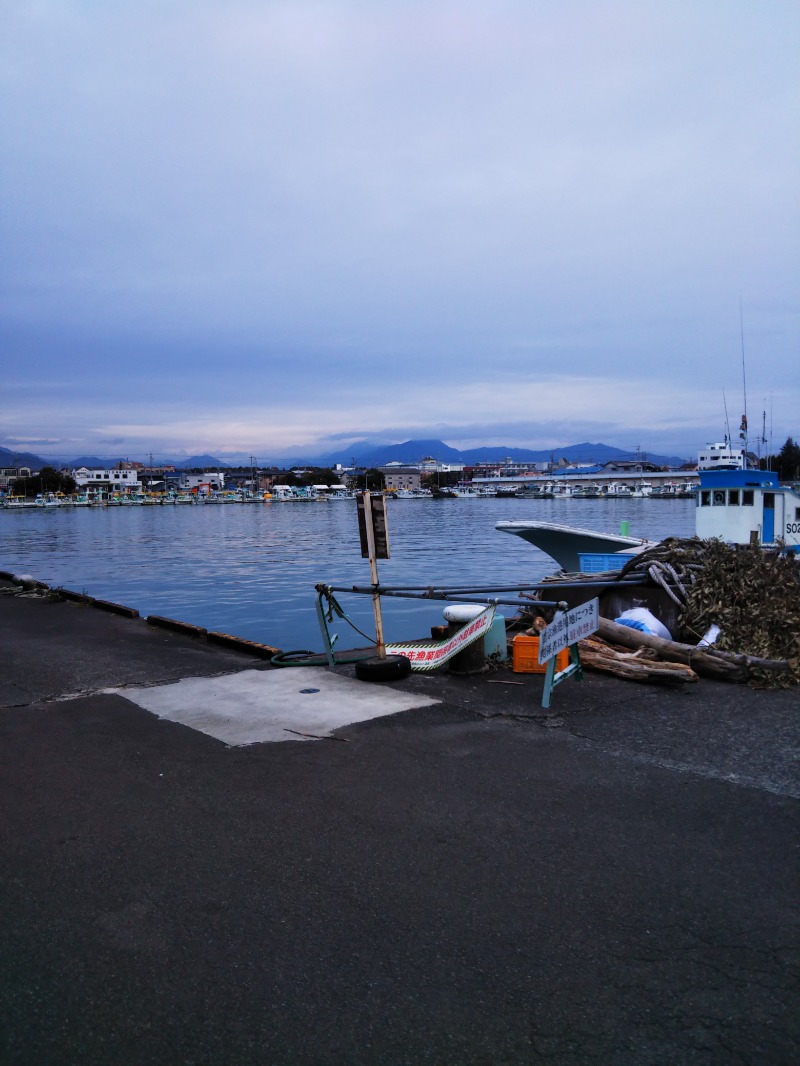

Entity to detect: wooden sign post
[356,492,390,658]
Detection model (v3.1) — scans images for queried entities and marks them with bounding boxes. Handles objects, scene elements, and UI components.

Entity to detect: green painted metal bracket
[541,643,583,709]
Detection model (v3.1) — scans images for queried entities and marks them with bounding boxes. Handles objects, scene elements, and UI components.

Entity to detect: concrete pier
[1,578,797,1064]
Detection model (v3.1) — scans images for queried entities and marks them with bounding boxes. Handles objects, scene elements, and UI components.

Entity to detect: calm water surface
[0,498,696,651]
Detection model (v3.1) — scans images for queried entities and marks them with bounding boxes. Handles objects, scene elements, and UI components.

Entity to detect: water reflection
[0,498,696,650]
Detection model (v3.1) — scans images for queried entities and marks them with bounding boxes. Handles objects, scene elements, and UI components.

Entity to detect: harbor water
[0,497,696,652]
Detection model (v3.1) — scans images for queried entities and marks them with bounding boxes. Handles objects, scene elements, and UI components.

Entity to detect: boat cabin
[697,442,749,471]
[696,469,800,550]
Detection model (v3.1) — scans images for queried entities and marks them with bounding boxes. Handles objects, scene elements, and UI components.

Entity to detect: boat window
[728,490,739,506]
[713,490,725,505]
[700,490,710,506]
[742,490,754,506]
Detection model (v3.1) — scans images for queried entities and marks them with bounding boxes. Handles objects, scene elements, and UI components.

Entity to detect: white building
[180,472,225,491]
[72,467,141,493]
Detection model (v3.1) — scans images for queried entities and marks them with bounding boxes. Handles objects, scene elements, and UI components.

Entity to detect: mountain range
[1,441,689,471]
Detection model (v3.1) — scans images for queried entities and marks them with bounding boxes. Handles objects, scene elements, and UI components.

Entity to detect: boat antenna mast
[759,404,768,464]
[722,389,732,445]
[739,299,748,452]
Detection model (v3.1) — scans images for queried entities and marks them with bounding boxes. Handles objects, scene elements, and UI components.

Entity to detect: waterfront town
[0,452,707,503]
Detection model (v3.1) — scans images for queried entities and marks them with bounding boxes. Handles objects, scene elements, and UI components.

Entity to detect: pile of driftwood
[578,632,698,685]
[618,537,797,686]
[578,616,796,686]
[530,538,799,687]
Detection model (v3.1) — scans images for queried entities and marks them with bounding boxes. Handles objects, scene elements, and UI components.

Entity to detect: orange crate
[512,634,570,674]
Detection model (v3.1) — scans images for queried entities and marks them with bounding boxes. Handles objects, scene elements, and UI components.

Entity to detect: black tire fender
[354,654,412,682]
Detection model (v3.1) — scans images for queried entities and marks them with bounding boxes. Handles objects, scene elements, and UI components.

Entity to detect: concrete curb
[90,598,140,619]
[56,588,90,604]
[1,574,280,658]
[147,615,208,639]
[50,588,138,617]
[206,630,281,659]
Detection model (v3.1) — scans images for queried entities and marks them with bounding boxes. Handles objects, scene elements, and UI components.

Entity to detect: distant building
[72,467,141,493]
[419,459,464,474]
[180,472,225,491]
[468,460,549,477]
[0,466,33,491]
[381,465,421,491]
[600,459,662,474]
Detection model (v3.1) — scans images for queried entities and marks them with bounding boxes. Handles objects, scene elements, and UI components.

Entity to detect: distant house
[0,466,32,491]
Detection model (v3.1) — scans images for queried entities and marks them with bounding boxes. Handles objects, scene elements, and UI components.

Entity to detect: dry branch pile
[678,539,800,686]
[610,538,799,687]
[531,537,799,687]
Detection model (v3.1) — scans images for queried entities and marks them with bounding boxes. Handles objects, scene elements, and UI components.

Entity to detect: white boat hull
[495,520,648,572]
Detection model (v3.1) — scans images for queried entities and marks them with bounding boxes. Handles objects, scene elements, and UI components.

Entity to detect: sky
[2,0,798,464]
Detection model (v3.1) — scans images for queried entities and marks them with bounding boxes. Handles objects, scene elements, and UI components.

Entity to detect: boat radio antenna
[739,299,748,447]
[759,403,768,462]
[722,389,732,445]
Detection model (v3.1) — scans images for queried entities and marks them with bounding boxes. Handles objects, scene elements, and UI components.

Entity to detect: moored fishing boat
[570,484,602,499]
[602,483,635,499]
[649,482,696,499]
[696,467,800,549]
[497,449,800,569]
[495,519,650,572]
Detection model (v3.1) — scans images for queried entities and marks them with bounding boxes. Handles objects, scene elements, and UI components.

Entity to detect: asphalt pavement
[1,578,797,1065]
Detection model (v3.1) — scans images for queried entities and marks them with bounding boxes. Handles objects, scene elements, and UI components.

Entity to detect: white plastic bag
[614,608,672,642]
[697,624,721,648]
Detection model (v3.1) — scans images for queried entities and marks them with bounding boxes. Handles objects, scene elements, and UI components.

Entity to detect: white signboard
[538,598,600,664]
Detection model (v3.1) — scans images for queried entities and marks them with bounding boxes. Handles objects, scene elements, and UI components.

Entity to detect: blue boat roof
[698,468,779,489]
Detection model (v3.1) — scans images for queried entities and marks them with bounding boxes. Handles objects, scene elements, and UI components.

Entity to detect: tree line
[762,437,800,481]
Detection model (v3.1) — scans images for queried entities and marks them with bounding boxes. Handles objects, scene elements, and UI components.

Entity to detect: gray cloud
[1,1,797,459]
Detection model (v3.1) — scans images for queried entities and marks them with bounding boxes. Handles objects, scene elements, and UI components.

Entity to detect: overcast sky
[2,0,798,463]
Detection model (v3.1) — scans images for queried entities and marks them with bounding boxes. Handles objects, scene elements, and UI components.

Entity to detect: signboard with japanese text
[538,598,599,664]
[388,606,496,671]
[356,493,390,559]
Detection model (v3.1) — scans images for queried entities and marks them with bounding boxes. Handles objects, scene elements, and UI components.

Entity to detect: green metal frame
[541,642,583,708]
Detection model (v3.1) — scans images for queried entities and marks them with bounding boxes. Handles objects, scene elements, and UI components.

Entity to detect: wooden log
[596,619,793,674]
[579,638,698,685]
[703,647,794,675]
[596,617,747,682]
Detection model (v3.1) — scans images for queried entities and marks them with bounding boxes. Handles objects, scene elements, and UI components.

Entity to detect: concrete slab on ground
[110,667,440,744]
